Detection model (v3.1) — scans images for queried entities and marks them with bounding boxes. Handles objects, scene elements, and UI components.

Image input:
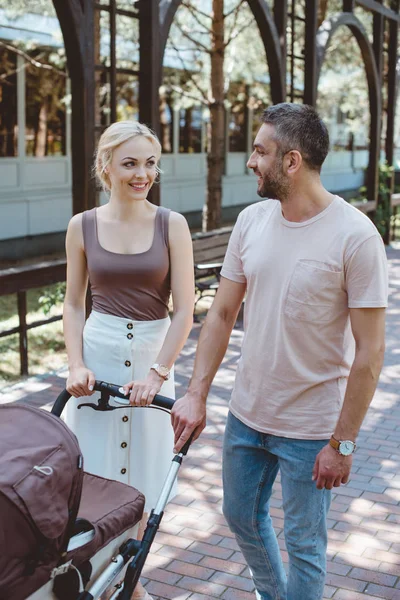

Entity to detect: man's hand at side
[171,393,207,453]
[312,444,352,490]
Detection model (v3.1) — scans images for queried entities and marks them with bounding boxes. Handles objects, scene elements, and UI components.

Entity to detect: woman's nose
[135,165,146,178]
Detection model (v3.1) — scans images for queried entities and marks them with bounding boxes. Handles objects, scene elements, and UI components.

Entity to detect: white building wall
[0,149,371,242]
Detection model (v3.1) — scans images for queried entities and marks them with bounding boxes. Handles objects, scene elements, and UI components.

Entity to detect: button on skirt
[63,310,176,511]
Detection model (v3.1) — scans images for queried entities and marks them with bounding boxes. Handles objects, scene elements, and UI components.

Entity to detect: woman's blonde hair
[94,120,162,191]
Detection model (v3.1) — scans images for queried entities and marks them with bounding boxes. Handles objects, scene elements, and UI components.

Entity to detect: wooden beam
[304,0,318,106]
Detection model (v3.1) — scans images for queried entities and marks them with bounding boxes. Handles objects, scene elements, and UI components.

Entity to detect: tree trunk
[35,98,48,157]
[203,0,225,232]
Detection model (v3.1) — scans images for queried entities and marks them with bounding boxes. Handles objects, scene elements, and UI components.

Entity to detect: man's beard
[257,165,290,201]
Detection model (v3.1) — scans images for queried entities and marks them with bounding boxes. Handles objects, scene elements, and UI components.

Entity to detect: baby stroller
[0,380,192,600]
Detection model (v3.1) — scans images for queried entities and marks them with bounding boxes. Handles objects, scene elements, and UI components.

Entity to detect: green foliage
[374,162,394,241]
[38,282,66,316]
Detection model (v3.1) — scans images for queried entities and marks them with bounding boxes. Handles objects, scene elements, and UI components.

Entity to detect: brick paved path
[1,246,400,599]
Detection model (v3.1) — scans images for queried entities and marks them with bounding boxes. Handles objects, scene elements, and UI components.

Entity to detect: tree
[164,0,270,230]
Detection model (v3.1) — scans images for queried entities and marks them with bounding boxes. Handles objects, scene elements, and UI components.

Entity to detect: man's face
[247,124,291,200]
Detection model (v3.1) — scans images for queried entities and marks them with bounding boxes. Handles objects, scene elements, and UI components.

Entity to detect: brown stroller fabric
[0,404,145,600]
[67,472,145,566]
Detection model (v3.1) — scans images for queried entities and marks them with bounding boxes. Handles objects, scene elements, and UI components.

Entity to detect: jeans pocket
[284,260,343,323]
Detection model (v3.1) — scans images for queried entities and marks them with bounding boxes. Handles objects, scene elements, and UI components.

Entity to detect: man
[171,103,388,600]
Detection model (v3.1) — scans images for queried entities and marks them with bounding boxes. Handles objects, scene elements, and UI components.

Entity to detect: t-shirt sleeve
[346,234,388,308]
[220,212,247,284]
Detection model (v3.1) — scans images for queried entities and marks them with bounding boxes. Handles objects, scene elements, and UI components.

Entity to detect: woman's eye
[124,162,134,167]
[147,161,156,167]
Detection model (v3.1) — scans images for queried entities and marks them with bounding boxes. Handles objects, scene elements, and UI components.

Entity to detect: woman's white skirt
[64,310,176,511]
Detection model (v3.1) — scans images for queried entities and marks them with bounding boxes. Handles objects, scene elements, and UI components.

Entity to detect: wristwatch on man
[150,363,170,381]
[329,435,356,456]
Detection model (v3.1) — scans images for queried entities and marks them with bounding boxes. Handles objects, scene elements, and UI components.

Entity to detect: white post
[246,106,254,175]
[17,54,26,189]
[172,107,180,154]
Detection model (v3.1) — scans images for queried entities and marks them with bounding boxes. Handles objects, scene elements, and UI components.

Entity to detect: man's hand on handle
[171,393,207,453]
[312,444,352,490]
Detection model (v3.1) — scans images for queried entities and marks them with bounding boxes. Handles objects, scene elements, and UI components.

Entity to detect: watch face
[339,441,354,456]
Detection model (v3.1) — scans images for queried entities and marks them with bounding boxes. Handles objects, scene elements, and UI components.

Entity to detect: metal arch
[159,0,285,105]
[52,0,83,78]
[159,0,181,60]
[246,0,285,104]
[316,12,381,202]
[316,13,380,96]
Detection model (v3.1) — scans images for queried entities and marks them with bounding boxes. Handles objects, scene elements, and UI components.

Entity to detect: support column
[274,0,288,88]
[139,0,161,204]
[385,0,399,242]
[53,0,96,214]
[386,0,399,166]
[343,0,355,11]
[304,0,318,106]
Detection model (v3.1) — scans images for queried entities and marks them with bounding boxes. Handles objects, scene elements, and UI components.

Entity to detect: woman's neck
[104,196,153,221]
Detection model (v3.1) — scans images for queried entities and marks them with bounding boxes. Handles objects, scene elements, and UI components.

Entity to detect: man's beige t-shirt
[221,196,388,439]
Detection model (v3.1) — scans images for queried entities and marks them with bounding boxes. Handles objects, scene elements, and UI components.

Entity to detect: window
[0,47,18,157]
[25,51,67,157]
[159,89,173,153]
[179,106,202,153]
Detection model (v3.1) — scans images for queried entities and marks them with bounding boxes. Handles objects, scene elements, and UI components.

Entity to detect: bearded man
[171,103,388,600]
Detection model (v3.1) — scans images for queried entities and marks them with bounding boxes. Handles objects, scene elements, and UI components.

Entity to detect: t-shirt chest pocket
[284,260,343,323]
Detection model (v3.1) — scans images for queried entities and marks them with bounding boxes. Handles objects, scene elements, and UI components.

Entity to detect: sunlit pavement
[2,245,400,599]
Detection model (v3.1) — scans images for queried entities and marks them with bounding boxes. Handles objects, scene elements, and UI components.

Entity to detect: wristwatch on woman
[150,363,170,380]
[329,435,356,456]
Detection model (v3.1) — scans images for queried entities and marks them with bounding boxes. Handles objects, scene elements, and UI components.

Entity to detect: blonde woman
[63,121,194,600]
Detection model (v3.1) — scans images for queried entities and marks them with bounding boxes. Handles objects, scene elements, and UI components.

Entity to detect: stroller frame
[51,380,192,600]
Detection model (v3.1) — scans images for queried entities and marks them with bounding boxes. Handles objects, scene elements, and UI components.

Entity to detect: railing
[0,260,66,375]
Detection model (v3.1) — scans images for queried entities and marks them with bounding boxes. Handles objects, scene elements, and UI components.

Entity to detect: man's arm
[171,276,246,452]
[313,307,386,490]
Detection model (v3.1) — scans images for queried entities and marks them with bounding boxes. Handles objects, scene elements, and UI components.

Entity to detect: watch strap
[329,435,340,452]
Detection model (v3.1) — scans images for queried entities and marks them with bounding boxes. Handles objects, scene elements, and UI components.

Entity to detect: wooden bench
[191,226,233,313]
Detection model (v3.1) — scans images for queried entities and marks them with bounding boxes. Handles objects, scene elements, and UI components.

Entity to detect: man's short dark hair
[261,103,330,172]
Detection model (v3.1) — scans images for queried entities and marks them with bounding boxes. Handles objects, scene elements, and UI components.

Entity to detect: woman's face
[107,136,159,200]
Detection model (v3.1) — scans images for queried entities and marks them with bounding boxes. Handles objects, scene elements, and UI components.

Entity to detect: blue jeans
[222,412,331,600]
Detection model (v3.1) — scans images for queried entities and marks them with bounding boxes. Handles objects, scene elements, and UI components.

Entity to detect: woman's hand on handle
[171,393,207,453]
[66,366,96,398]
[122,370,164,407]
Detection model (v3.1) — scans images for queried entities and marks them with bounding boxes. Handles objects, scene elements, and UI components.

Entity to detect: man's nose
[247,152,256,169]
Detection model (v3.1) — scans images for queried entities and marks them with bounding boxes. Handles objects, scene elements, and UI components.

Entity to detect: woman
[63,121,194,600]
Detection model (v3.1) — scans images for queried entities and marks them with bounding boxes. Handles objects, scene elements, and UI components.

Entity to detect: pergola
[52,0,400,218]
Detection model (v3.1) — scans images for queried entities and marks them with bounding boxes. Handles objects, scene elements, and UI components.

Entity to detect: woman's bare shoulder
[66,213,84,247]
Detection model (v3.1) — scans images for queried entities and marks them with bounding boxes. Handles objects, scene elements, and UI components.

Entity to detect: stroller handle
[51,380,175,417]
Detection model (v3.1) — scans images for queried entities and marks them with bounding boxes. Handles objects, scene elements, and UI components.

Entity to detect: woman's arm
[125,211,195,405]
[155,211,195,366]
[63,214,95,397]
